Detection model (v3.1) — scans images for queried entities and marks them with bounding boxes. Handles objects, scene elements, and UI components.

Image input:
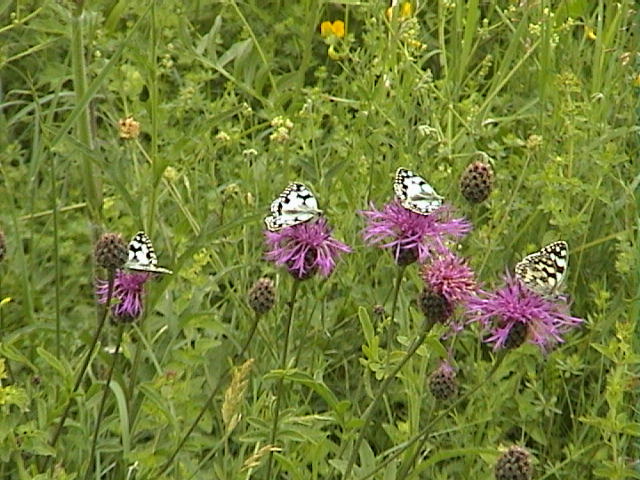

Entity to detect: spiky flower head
[460,161,494,203]
[466,273,582,352]
[96,271,150,322]
[421,250,477,305]
[495,446,533,480]
[264,218,351,280]
[248,278,276,315]
[360,200,472,266]
[95,233,128,271]
[419,289,452,324]
[428,361,458,402]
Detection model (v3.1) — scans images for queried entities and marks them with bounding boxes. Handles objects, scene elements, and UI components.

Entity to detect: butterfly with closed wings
[514,241,568,297]
[394,167,444,215]
[125,231,173,275]
[264,182,322,232]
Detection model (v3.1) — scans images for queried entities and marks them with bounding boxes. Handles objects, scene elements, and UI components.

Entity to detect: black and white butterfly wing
[125,231,173,275]
[515,241,568,297]
[264,183,322,232]
[394,168,444,215]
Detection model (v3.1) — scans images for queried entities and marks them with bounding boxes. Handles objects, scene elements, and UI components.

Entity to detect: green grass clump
[0,0,638,478]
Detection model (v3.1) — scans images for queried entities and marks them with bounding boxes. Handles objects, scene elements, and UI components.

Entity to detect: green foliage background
[0,0,639,478]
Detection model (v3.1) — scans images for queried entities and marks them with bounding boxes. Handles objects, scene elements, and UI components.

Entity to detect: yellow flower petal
[320,21,333,38]
[585,25,596,40]
[332,20,345,39]
[400,2,413,18]
[385,7,394,21]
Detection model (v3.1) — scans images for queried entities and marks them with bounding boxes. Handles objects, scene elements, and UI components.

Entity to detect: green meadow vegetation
[0,0,639,478]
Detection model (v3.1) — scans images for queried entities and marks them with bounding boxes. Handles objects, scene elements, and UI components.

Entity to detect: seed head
[222,358,254,434]
[248,278,276,315]
[460,161,494,203]
[428,362,458,402]
[95,233,128,271]
[118,116,141,140]
[495,446,533,480]
[419,289,452,324]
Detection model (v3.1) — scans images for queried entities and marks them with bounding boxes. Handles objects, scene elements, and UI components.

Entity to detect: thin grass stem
[358,353,506,480]
[265,279,300,478]
[156,311,262,476]
[84,323,126,479]
[45,271,115,471]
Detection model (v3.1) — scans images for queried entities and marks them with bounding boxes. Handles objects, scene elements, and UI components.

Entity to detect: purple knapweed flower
[264,218,351,280]
[360,200,471,265]
[96,271,150,321]
[421,250,477,305]
[466,273,582,352]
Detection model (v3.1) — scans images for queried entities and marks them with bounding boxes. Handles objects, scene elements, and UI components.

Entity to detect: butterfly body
[515,241,568,297]
[394,167,444,215]
[264,182,322,232]
[125,231,173,275]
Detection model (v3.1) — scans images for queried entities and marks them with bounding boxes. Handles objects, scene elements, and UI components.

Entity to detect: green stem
[155,311,262,476]
[70,3,101,224]
[265,280,300,478]
[343,315,432,479]
[84,323,125,479]
[45,271,115,470]
[50,152,61,360]
[358,353,506,480]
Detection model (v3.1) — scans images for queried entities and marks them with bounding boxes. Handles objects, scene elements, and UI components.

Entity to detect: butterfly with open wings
[393,167,444,215]
[264,182,322,232]
[515,241,568,297]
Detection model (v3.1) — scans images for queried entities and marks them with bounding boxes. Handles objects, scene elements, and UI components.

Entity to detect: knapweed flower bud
[504,321,528,350]
[95,233,128,271]
[495,446,533,480]
[248,278,276,315]
[0,229,6,263]
[418,289,452,323]
[428,362,458,402]
[395,246,419,266]
[460,161,494,203]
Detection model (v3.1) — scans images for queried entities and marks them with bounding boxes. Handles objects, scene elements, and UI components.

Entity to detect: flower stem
[344,271,430,480]
[155,311,262,476]
[84,323,125,479]
[357,352,506,480]
[265,279,300,478]
[45,271,115,469]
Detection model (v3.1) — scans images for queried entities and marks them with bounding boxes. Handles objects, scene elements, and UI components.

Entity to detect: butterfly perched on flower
[394,167,444,215]
[264,182,322,232]
[125,231,173,275]
[515,241,568,297]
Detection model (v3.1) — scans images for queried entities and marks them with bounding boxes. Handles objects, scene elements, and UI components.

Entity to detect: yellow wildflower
[320,20,345,39]
[400,2,413,18]
[584,25,596,40]
[633,73,640,88]
[386,2,413,21]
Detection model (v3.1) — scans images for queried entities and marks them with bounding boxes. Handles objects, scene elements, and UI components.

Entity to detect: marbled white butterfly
[264,182,322,232]
[125,231,173,275]
[394,167,444,215]
[515,241,568,297]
